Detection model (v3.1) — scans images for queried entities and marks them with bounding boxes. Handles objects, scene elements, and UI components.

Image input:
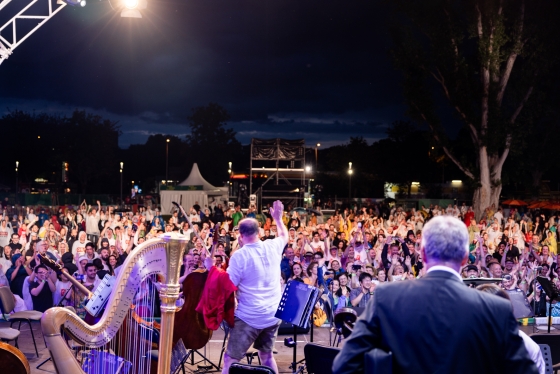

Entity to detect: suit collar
[425,267,464,283]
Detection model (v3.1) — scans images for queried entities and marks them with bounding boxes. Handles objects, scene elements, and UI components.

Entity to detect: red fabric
[195,266,237,330]
[464,211,475,227]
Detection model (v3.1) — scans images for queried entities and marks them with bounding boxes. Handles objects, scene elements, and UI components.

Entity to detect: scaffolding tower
[249,138,309,210]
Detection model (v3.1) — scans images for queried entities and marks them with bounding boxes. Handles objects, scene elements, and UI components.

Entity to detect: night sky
[0,0,405,148]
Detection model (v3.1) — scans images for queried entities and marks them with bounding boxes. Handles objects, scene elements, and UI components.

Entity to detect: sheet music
[275,281,317,329]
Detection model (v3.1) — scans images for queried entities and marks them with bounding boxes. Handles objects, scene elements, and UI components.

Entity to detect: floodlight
[121,0,146,18]
[124,0,138,8]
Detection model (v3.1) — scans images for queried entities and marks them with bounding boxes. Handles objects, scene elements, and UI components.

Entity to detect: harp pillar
[158,234,189,374]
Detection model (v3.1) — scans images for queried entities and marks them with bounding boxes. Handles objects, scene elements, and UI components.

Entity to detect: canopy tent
[160,163,228,214]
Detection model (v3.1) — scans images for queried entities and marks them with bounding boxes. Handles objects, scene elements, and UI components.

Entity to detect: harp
[41,232,188,374]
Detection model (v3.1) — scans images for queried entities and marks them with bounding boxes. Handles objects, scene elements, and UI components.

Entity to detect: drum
[334,307,357,338]
[0,342,30,374]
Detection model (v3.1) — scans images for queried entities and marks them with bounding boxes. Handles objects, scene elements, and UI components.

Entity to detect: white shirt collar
[427,265,463,282]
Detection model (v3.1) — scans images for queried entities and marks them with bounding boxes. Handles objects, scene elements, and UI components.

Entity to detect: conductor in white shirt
[222,200,288,374]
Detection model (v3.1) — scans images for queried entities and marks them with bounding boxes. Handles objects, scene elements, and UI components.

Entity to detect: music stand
[275,281,318,374]
[535,276,560,333]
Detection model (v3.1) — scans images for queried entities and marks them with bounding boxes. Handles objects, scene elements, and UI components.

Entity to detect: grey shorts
[226,317,280,360]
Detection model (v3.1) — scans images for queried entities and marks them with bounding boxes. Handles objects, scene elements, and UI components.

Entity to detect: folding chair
[229,362,275,374]
[218,321,262,368]
[531,333,560,374]
[304,342,340,374]
[0,287,44,357]
[0,327,20,347]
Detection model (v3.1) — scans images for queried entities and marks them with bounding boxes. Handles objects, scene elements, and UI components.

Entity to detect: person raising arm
[269,201,288,247]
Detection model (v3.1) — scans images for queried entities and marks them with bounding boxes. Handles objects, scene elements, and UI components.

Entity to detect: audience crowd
[0,200,558,323]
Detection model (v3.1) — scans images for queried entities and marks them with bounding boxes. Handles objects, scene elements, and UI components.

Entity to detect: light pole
[165,138,170,185]
[228,161,233,196]
[315,143,321,170]
[15,161,19,205]
[348,162,353,204]
[305,166,311,206]
[120,162,123,207]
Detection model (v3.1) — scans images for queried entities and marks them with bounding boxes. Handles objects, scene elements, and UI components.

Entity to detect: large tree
[389,0,559,219]
[185,103,242,185]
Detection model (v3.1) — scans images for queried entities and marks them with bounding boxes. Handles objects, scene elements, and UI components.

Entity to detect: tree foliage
[388,0,560,218]
[184,103,243,185]
[0,110,120,194]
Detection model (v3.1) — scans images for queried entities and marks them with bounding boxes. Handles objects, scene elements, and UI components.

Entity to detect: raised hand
[269,200,284,221]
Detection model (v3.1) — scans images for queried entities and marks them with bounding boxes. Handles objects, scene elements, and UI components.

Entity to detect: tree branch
[429,68,480,145]
[494,134,511,174]
[477,3,490,134]
[494,82,532,176]
[510,84,534,124]
[412,102,476,180]
[496,0,525,106]
[443,3,459,72]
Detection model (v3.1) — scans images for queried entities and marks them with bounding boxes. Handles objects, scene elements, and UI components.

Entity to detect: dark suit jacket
[332,270,538,374]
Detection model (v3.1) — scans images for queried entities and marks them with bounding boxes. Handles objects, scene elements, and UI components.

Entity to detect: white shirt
[310,240,324,251]
[227,237,284,329]
[427,265,463,282]
[519,330,546,374]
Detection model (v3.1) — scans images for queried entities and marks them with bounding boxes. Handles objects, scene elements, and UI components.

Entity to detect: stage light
[121,0,146,18]
[124,0,138,9]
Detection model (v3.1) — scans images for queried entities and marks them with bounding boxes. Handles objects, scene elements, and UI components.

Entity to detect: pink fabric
[195,266,237,330]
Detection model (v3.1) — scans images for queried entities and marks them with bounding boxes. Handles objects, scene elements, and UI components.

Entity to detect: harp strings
[75,276,159,374]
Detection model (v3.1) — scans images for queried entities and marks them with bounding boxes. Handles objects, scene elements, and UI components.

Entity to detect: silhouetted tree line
[1,102,558,199]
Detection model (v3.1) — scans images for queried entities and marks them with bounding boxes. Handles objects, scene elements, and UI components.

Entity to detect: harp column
[158,233,189,374]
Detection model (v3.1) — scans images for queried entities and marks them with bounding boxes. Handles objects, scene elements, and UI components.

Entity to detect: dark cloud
[0,0,404,147]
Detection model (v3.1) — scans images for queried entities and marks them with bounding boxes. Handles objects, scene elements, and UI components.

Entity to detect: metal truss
[0,0,66,65]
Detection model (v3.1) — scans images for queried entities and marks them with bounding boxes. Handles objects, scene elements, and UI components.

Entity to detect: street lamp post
[348,162,353,205]
[120,162,123,207]
[228,161,233,196]
[166,138,170,185]
[315,143,321,170]
[15,161,19,205]
[305,166,311,206]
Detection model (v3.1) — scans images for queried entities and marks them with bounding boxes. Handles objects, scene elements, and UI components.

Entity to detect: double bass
[0,342,30,374]
[171,201,220,349]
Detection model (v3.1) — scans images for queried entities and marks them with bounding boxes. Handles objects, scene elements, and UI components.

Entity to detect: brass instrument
[41,232,188,374]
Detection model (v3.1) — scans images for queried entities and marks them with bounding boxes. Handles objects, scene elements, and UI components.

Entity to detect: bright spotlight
[121,0,146,18]
[124,0,138,8]
[80,0,86,6]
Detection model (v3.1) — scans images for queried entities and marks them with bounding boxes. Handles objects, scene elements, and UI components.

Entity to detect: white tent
[160,163,229,214]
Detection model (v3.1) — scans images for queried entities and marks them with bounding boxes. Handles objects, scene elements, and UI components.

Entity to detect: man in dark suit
[332,215,538,374]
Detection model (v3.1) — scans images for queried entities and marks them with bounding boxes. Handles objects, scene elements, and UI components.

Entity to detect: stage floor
[1,320,554,374]
[0,320,334,374]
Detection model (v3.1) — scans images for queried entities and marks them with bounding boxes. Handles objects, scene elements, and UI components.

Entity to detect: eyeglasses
[37,272,48,275]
